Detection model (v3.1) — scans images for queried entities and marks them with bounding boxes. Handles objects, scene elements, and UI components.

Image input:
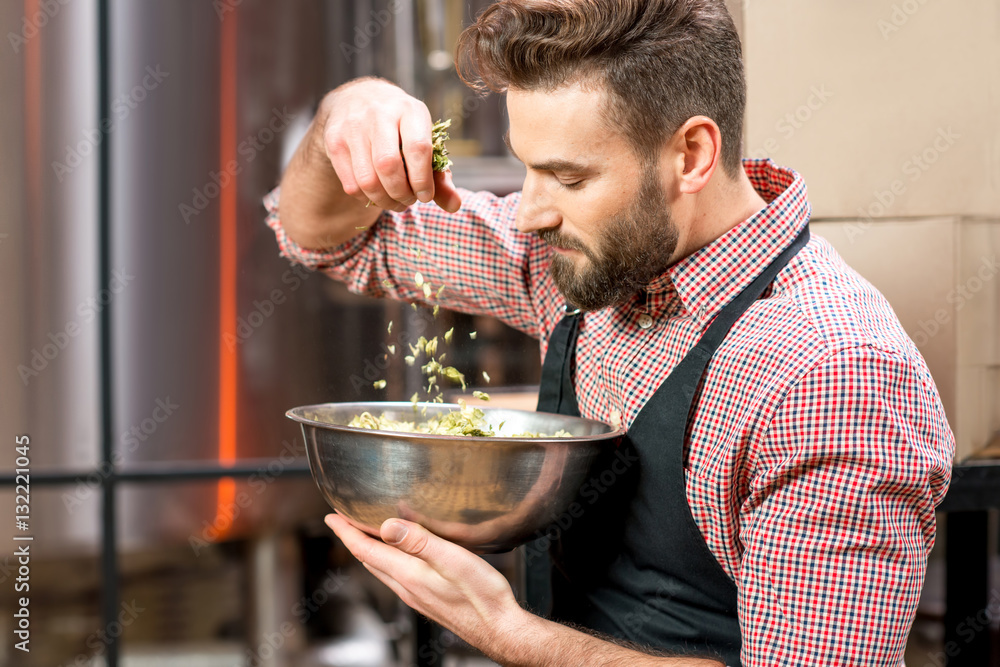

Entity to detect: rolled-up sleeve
[263,185,553,339]
[263,186,372,270]
[738,344,954,665]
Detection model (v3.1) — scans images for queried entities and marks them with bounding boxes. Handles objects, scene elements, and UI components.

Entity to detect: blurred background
[0,0,997,666]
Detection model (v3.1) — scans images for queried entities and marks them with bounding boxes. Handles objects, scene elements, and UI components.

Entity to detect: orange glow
[215,6,238,535]
[24,0,41,229]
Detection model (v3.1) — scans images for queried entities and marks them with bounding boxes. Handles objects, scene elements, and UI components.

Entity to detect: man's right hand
[278,78,463,251]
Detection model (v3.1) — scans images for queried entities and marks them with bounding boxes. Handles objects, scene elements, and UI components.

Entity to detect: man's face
[507,82,680,311]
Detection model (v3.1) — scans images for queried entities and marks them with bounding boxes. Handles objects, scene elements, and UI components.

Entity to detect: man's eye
[558,179,584,190]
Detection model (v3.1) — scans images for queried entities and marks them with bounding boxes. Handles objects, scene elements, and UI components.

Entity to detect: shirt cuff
[263,185,377,272]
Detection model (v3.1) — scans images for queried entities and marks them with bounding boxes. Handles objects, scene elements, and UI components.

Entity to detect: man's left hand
[325,512,525,654]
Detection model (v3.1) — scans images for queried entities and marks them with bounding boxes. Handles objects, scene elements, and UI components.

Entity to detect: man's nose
[515,175,560,234]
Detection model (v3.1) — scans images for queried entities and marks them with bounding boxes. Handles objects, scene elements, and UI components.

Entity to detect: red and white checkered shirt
[265,158,954,665]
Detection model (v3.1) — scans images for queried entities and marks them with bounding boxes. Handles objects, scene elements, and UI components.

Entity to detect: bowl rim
[285,401,625,443]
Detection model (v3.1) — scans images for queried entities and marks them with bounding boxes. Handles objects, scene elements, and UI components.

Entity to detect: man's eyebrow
[503,129,592,173]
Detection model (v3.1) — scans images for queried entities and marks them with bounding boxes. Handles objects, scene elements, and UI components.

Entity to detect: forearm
[278,82,381,249]
[486,608,724,667]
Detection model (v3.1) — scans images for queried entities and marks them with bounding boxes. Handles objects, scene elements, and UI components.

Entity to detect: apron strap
[525,224,811,621]
[693,226,810,354]
[536,305,582,417]
[526,304,581,615]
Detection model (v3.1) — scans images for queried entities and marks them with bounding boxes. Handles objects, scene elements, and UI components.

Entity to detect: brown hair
[457,0,746,178]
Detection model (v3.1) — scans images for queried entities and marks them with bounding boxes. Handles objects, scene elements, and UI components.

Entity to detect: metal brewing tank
[105,0,338,550]
[1,0,540,557]
[0,0,404,556]
[0,0,104,555]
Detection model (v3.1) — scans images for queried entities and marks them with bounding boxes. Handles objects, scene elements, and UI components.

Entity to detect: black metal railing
[1,459,312,667]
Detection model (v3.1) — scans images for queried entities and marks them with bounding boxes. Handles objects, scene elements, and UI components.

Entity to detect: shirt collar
[643,159,811,329]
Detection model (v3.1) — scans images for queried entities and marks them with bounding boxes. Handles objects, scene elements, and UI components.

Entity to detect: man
[266,0,954,664]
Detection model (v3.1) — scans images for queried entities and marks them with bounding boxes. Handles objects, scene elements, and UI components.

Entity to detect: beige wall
[811,219,999,460]
[738,0,1000,219]
[731,0,1000,459]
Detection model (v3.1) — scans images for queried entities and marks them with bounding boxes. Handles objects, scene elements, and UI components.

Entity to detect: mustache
[537,229,589,254]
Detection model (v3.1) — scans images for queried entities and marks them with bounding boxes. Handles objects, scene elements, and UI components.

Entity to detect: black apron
[528,226,810,666]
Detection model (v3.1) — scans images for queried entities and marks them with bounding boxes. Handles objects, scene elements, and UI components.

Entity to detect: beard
[538,169,679,312]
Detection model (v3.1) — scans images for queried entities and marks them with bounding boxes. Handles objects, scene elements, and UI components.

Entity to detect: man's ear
[669,115,723,195]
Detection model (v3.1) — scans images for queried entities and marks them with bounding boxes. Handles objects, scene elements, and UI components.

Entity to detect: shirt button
[637,314,654,329]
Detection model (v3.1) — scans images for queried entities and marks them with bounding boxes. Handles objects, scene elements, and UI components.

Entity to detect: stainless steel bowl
[286,402,624,553]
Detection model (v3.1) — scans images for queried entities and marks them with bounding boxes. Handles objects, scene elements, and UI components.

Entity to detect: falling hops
[441,367,466,390]
[370,268,481,401]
